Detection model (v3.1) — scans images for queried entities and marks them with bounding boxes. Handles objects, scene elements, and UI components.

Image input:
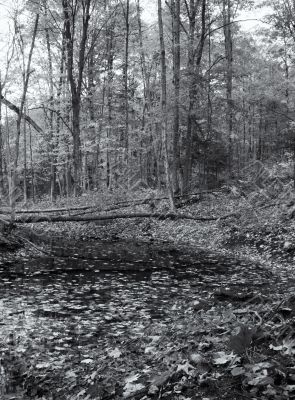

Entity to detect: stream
[0,240,273,342]
[0,239,278,397]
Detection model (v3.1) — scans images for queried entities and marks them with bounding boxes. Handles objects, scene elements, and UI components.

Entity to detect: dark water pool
[0,239,278,398]
[0,240,271,342]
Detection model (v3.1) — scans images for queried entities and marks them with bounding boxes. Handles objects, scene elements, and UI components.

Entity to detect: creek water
[0,240,271,344]
[0,239,278,399]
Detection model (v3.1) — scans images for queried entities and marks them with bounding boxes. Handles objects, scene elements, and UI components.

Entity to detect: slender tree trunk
[55,25,66,197]
[137,0,150,185]
[11,12,39,217]
[106,21,114,190]
[5,103,12,204]
[172,0,181,194]
[87,43,104,188]
[44,0,56,202]
[183,0,206,192]
[23,106,27,203]
[158,0,175,211]
[207,12,212,130]
[29,124,35,202]
[0,74,3,193]
[223,0,233,176]
[123,0,130,166]
[283,34,289,112]
[183,1,196,192]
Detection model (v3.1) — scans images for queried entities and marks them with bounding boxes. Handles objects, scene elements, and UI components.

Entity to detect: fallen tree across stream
[12,211,238,223]
[12,189,224,215]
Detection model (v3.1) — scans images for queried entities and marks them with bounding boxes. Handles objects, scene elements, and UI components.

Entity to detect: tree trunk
[106,19,114,190]
[172,0,181,194]
[44,0,56,202]
[123,0,130,166]
[23,107,27,203]
[62,0,91,195]
[11,12,39,218]
[223,0,233,176]
[13,211,237,224]
[183,0,197,192]
[158,0,175,211]
[137,0,149,185]
[29,124,35,202]
[0,74,3,193]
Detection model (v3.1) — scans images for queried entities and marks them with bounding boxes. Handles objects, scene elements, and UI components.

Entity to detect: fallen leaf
[125,374,140,384]
[231,367,245,376]
[65,370,77,379]
[123,382,145,398]
[151,371,172,387]
[36,362,51,369]
[176,361,195,375]
[269,344,283,351]
[81,358,93,364]
[109,347,122,358]
[213,351,238,365]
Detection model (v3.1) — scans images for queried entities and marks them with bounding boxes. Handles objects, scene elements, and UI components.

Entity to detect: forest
[2,0,295,399]
[0,0,293,207]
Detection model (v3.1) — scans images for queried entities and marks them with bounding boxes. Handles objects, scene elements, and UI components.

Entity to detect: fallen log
[14,189,223,215]
[13,211,238,224]
[15,205,97,214]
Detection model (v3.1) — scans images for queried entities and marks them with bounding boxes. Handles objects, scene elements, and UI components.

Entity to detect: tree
[183,0,206,192]
[11,10,40,216]
[171,0,181,193]
[44,0,56,201]
[223,0,234,176]
[62,0,92,195]
[158,0,175,210]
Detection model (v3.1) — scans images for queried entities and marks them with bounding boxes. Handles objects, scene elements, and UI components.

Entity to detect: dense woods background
[0,0,294,206]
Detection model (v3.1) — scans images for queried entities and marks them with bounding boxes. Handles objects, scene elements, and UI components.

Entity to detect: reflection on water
[0,240,270,350]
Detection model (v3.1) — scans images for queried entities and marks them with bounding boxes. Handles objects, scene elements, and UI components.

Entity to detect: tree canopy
[0,0,293,205]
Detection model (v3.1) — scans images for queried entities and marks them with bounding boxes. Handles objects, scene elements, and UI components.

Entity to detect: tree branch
[0,95,44,134]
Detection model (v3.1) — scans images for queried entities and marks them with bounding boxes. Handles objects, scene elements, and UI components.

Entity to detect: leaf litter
[0,238,294,399]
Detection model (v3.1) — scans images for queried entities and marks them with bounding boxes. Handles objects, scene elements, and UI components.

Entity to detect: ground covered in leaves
[1,187,295,399]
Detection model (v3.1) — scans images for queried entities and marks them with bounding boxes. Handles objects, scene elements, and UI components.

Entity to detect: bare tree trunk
[172,0,181,194]
[0,74,3,193]
[106,18,114,190]
[123,0,130,166]
[183,0,196,193]
[44,0,56,202]
[29,124,35,202]
[23,106,27,203]
[87,39,100,189]
[158,0,175,211]
[11,12,39,218]
[62,0,91,195]
[183,0,206,192]
[137,0,148,184]
[223,0,233,176]
[207,8,213,181]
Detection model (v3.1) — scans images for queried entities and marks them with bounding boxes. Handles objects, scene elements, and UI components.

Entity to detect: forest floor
[1,187,295,399]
